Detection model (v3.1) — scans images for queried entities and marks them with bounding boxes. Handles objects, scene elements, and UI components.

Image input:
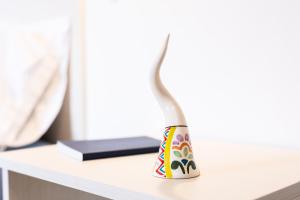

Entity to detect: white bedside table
[1,140,300,200]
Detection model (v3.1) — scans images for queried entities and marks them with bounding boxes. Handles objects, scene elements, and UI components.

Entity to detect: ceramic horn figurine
[151,34,200,179]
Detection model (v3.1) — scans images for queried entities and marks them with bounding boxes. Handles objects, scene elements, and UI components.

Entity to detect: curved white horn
[150,34,187,127]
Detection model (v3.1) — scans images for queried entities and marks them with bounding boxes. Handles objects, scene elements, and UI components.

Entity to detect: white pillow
[0,18,70,149]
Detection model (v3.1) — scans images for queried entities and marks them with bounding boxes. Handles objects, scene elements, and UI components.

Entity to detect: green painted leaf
[183,147,188,157]
[188,154,193,159]
[173,151,182,158]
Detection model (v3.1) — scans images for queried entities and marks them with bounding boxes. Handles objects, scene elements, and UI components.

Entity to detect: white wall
[85,0,300,148]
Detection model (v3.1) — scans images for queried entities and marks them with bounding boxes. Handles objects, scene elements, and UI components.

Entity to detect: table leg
[2,169,9,200]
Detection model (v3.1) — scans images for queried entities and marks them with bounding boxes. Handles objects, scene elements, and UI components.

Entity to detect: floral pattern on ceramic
[153,126,200,179]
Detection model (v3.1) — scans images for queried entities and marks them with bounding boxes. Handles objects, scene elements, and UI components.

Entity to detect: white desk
[1,140,300,200]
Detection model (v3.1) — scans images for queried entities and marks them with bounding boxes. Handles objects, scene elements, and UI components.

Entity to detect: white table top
[0,140,300,200]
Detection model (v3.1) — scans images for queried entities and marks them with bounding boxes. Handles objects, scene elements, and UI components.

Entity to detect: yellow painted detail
[165,127,176,178]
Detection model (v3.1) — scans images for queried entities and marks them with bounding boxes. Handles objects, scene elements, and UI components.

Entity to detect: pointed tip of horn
[166,33,170,45]
[167,33,170,39]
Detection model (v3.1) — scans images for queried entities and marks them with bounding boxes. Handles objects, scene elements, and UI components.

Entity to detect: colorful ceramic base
[153,126,200,179]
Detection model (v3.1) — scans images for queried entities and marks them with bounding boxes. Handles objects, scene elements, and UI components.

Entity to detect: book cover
[57,136,161,161]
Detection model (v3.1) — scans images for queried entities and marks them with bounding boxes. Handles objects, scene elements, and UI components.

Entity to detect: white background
[1,0,300,148]
[0,0,72,21]
[85,0,300,148]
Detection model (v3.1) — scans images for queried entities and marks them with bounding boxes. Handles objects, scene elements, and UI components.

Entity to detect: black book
[57,136,161,161]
